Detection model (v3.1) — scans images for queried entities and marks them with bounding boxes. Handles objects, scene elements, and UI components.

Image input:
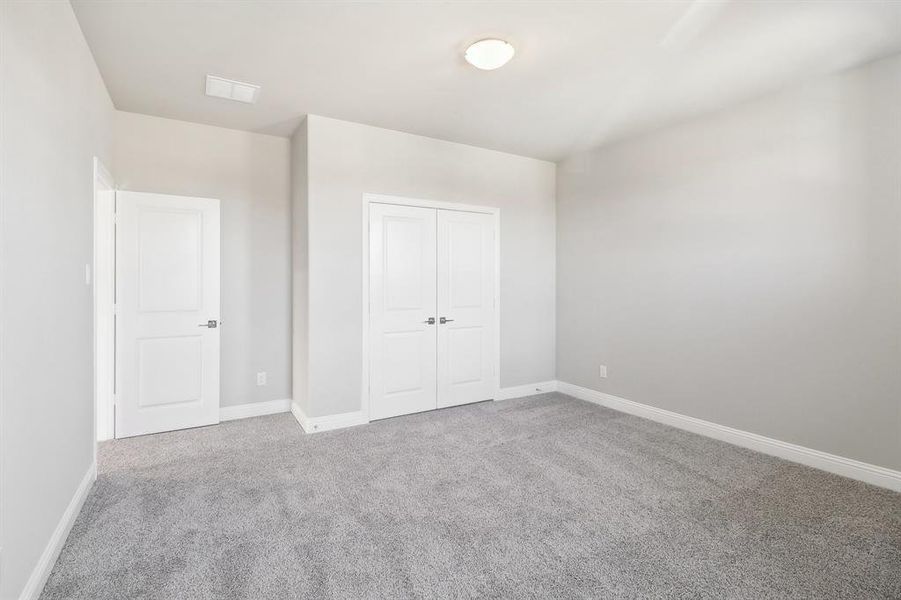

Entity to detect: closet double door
[369,203,497,421]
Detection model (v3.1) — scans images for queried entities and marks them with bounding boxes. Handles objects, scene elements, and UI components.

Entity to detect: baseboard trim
[291,402,369,433]
[495,380,558,400]
[290,401,313,431]
[20,461,97,600]
[289,381,558,432]
[556,381,901,492]
[220,398,291,422]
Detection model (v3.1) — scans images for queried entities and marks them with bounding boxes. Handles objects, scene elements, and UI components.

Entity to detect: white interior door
[437,210,497,408]
[369,203,438,420]
[115,191,220,438]
[368,199,498,421]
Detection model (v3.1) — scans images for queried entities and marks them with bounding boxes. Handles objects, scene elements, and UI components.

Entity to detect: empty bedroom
[0,1,899,599]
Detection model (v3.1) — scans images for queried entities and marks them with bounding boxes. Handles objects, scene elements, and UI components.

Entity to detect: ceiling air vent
[204,75,260,104]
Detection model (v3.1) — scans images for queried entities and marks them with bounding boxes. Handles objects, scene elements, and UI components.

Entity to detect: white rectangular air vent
[205,75,260,104]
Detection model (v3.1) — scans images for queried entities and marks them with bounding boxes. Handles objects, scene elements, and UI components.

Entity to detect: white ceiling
[72,0,901,161]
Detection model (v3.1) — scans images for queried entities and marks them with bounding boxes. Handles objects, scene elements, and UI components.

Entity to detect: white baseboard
[556,381,901,492]
[220,398,291,422]
[20,461,97,600]
[495,380,558,400]
[289,381,558,433]
[290,402,368,433]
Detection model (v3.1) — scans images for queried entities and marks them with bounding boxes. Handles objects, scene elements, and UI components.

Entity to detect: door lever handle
[423,317,436,325]
[198,320,218,328]
[439,317,454,324]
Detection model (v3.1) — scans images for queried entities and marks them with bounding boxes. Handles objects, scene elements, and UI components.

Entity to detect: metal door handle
[440,317,454,324]
[423,317,436,325]
[199,320,218,328]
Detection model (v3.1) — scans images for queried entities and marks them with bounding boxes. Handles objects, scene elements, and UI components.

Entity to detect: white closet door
[116,191,220,438]
[437,210,497,408]
[369,203,438,420]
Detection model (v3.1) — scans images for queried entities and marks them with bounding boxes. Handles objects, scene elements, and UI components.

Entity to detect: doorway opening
[93,179,223,441]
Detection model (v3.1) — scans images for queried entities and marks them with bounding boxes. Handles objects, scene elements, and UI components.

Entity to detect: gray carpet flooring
[41,393,900,599]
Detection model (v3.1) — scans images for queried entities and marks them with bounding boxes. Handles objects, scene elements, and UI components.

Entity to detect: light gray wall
[303,115,556,418]
[114,111,292,408]
[557,55,901,471]
[0,2,114,597]
[291,119,310,415]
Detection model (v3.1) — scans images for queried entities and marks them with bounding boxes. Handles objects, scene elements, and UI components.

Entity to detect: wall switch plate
[256,371,267,386]
[599,365,608,378]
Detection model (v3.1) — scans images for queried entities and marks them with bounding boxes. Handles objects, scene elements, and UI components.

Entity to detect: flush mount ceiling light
[205,75,260,104]
[464,39,515,70]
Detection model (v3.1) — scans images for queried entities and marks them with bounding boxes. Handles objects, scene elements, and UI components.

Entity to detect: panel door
[115,191,220,438]
[437,210,497,408]
[369,203,438,420]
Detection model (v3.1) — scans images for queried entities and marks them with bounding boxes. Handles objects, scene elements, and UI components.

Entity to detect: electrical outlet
[598,365,607,379]
[256,371,267,386]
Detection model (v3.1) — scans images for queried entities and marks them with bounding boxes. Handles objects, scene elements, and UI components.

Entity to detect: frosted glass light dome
[465,39,515,70]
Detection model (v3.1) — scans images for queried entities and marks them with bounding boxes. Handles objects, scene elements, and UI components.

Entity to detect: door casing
[361,193,500,422]
[93,158,116,448]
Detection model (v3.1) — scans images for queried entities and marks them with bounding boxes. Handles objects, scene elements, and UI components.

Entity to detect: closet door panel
[369,203,438,420]
[437,210,497,408]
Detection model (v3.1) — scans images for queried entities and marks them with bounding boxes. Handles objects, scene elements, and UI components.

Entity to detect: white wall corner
[555,381,901,493]
[219,398,291,422]
[495,380,558,401]
[290,402,368,434]
[19,461,97,600]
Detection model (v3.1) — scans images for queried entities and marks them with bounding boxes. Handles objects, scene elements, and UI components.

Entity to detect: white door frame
[361,192,500,422]
[93,157,116,446]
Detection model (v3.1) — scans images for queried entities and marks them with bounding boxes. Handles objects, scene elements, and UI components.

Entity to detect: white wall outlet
[598,365,607,378]
[256,371,267,386]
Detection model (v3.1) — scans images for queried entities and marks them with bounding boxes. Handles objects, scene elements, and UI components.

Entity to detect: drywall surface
[557,55,901,470]
[0,2,114,597]
[114,111,292,408]
[304,115,556,418]
[291,119,309,415]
